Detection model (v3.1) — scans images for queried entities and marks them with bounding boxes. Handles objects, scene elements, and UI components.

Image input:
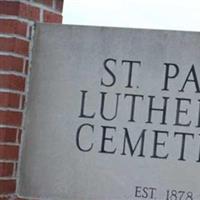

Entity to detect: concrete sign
[19,24,200,200]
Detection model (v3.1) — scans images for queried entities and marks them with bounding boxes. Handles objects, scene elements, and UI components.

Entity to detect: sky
[63,0,200,32]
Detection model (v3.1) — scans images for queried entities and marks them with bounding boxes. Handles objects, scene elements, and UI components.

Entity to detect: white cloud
[63,0,200,31]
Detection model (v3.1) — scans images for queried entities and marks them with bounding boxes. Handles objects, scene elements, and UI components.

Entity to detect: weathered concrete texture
[19,24,200,199]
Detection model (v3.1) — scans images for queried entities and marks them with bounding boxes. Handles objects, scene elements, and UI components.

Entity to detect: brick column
[0,1,64,199]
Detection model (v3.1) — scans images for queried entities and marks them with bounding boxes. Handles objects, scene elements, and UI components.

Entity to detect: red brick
[0,197,11,200]
[1,196,18,200]
[0,2,19,16]
[19,3,40,21]
[36,0,53,7]
[0,163,14,177]
[0,74,25,91]
[0,93,20,108]
[0,19,27,37]
[0,179,16,194]
[56,0,64,12]
[0,38,29,56]
[0,128,17,143]
[0,111,23,127]
[43,11,62,23]
[0,55,23,72]
[17,129,22,143]
[0,2,40,21]
[15,39,29,56]
[0,145,19,160]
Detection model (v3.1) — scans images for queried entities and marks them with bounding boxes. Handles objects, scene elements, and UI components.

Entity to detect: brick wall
[0,0,64,199]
